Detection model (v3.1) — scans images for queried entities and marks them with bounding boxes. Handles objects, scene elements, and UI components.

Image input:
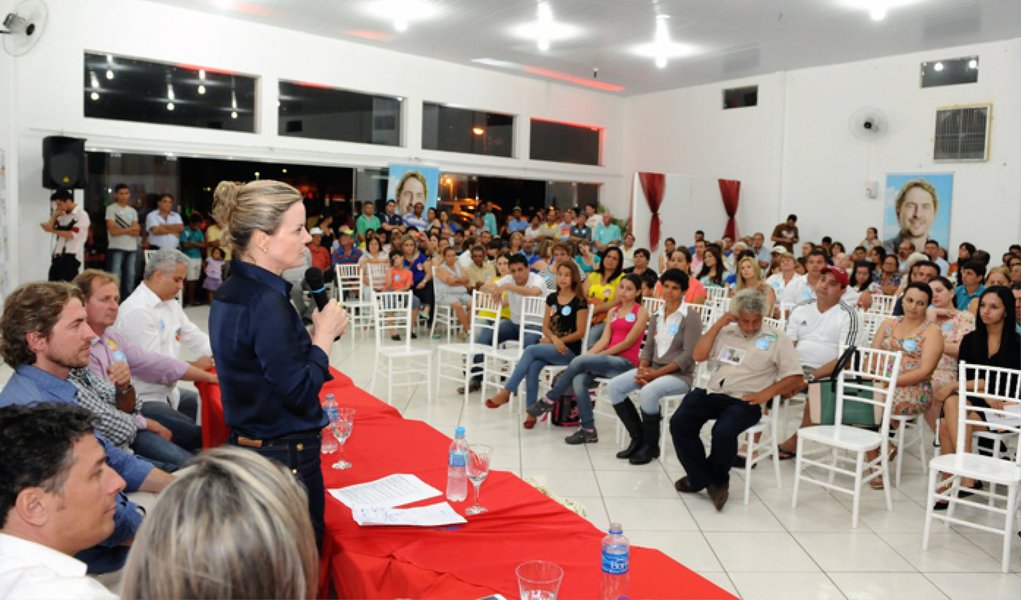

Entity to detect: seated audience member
[696,246,726,289]
[330,227,363,267]
[530,274,649,445]
[620,233,637,269]
[876,254,902,296]
[400,234,434,327]
[670,290,803,510]
[859,226,881,251]
[432,247,472,337]
[775,266,863,459]
[121,447,318,600]
[625,248,657,281]
[464,245,495,291]
[461,254,545,393]
[660,247,707,304]
[384,249,420,340]
[584,246,626,347]
[484,261,589,427]
[967,267,1012,314]
[954,260,986,310]
[607,269,701,464]
[402,201,429,232]
[76,270,208,453]
[783,249,860,307]
[0,403,122,599]
[923,239,950,275]
[924,276,975,431]
[935,286,1020,508]
[574,239,601,275]
[731,256,776,314]
[869,282,943,489]
[658,237,677,273]
[534,241,572,294]
[851,260,880,308]
[0,282,173,573]
[765,249,802,299]
[114,249,213,424]
[593,212,622,252]
[890,259,940,316]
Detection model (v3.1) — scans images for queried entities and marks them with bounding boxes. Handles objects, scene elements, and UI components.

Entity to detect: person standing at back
[106,183,141,298]
[146,194,184,250]
[770,214,799,253]
[42,189,90,282]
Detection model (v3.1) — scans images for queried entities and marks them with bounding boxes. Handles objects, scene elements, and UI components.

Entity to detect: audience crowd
[7,191,1021,597]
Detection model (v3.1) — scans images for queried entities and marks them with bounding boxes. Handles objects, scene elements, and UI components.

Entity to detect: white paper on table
[328,473,442,509]
[352,502,467,527]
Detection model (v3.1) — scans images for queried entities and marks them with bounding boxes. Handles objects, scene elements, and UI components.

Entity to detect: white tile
[521,444,592,470]
[730,572,845,600]
[925,573,1021,600]
[628,530,724,572]
[682,496,786,532]
[521,468,602,497]
[828,572,946,600]
[704,531,819,572]
[880,532,1004,573]
[792,532,913,572]
[603,497,699,531]
[595,469,680,499]
[856,499,930,533]
[762,494,857,532]
[954,530,1021,572]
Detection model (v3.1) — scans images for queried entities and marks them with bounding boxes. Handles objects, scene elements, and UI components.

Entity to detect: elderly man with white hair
[114,249,213,435]
[669,289,804,511]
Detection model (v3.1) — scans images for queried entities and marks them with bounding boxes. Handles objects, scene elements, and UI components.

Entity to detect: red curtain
[718,179,741,239]
[638,172,665,251]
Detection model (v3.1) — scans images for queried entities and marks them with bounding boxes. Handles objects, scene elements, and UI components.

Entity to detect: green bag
[807,345,880,427]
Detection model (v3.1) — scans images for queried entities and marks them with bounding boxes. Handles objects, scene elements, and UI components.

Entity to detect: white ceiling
[149,0,1021,95]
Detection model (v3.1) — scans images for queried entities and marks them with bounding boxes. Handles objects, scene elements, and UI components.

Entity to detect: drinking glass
[329,408,355,470]
[465,444,492,516]
[515,560,563,600]
[320,428,338,454]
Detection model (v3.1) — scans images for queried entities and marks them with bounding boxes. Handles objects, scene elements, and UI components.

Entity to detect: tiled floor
[9,305,1017,600]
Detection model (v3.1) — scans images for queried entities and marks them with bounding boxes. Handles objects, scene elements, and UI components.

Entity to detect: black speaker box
[42,136,87,189]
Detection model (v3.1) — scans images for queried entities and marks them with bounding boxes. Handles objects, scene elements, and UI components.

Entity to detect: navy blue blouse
[210,260,331,439]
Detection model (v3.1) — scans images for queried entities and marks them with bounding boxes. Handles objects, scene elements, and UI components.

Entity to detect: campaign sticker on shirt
[561,305,572,316]
[718,346,747,365]
[603,288,611,298]
[417,263,424,271]
[941,321,953,332]
[755,333,777,351]
[105,338,120,352]
[801,289,813,300]
[624,312,636,323]
[668,323,680,335]
[902,339,918,352]
[158,320,166,332]
[394,274,401,282]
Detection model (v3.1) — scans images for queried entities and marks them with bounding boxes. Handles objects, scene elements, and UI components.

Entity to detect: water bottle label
[601,547,629,574]
[326,407,339,421]
[449,450,466,467]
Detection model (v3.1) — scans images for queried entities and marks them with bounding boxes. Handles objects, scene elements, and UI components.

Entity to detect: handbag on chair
[807,345,880,427]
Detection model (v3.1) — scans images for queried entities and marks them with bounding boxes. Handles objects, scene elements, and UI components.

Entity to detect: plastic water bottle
[446,426,468,502]
[600,522,630,600]
[323,393,338,422]
[321,394,339,454]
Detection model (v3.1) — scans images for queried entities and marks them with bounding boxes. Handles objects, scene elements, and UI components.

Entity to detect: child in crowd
[385,249,420,340]
[203,246,225,303]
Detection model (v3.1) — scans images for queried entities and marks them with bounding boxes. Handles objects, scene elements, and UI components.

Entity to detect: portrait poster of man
[882,172,954,254]
[386,164,440,215]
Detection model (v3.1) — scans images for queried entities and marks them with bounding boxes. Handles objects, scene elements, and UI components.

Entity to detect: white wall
[5,0,626,284]
[624,38,1021,257]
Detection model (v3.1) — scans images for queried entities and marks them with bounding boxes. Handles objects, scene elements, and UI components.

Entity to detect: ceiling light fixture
[632,14,698,68]
[968,59,977,69]
[933,61,944,72]
[105,54,114,80]
[841,1,923,22]
[472,127,485,135]
[654,15,670,68]
[536,1,553,52]
[363,0,439,34]
[509,2,581,51]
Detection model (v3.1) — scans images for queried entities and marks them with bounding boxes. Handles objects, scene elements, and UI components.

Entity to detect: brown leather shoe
[707,482,730,511]
[674,477,703,494]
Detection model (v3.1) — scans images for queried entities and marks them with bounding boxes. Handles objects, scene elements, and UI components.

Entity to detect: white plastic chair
[923,363,1021,573]
[686,303,715,333]
[868,293,897,315]
[642,296,664,318]
[705,286,728,306]
[481,296,546,407]
[857,310,888,346]
[890,413,927,487]
[335,264,374,340]
[368,291,433,405]
[538,306,594,406]
[791,346,903,528]
[429,305,462,342]
[435,291,502,405]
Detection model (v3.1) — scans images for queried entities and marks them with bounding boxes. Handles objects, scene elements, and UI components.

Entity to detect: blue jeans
[586,322,607,349]
[107,249,138,299]
[502,344,576,407]
[547,354,634,429]
[607,369,691,415]
[230,430,325,548]
[140,398,201,452]
[131,429,194,472]
[669,388,762,488]
[470,319,540,384]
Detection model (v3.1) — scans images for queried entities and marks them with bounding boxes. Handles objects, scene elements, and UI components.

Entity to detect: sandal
[485,391,511,409]
[523,415,537,429]
[777,445,797,460]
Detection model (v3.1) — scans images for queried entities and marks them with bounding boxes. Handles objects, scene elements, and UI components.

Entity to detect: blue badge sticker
[394,274,401,282]
[603,288,611,298]
[561,305,572,316]
[668,323,680,335]
[158,320,166,333]
[755,333,777,351]
[902,339,918,352]
[624,312,637,323]
[801,289,813,300]
[941,321,952,332]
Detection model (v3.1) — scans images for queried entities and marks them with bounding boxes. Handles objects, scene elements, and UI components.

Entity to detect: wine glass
[329,408,355,470]
[465,444,492,516]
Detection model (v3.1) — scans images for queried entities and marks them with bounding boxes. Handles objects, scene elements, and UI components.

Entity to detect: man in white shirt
[782,249,860,307]
[776,265,862,458]
[0,403,121,599]
[105,183,141,299]
[620,233,637,270]
[145,193,184,250]
[41,189,91,282]
[461,254,544,393]
[115,249,213,425]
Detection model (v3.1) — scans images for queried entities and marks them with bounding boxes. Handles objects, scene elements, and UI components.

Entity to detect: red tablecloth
[198,368,733,600]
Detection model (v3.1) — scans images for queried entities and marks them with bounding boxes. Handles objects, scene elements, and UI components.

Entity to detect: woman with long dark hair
[696,246,725,288]
[584,246,625,347]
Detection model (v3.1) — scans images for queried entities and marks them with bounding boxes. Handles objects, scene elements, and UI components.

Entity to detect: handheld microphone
[304,267,330,311]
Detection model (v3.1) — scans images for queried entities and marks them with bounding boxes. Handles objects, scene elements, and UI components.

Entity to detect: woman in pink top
[528,274,649,445]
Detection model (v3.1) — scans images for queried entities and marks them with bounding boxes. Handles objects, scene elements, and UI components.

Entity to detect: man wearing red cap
[776,265,863,459]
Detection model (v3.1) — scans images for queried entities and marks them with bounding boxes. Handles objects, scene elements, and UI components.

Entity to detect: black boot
[629,410,662,465]
[613,402,643,459]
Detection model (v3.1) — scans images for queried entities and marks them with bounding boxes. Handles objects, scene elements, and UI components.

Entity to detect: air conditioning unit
[933,104,991,162]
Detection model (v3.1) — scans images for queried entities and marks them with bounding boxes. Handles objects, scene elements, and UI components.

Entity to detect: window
[422,103,513,157]
[278,81,402,146]
[84,53,256,132]
[921,56,979,88]
[723,85,758,109]
[529,119,601,166]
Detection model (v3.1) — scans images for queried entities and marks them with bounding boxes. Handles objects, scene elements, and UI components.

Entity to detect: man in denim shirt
[0,282,173,573]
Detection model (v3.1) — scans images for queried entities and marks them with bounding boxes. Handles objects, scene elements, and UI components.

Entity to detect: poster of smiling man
[882,172,954,255]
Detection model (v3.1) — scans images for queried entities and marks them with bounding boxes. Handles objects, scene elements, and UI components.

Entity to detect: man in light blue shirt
[0,281,173,573]
[593,212,622,251]
[924,239,951,275]
[507,206,529,234]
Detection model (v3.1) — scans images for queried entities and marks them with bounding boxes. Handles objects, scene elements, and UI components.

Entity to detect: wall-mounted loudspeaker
[42,136,87,189]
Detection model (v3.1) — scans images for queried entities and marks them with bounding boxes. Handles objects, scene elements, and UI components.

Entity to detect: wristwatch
[805,374,816,384]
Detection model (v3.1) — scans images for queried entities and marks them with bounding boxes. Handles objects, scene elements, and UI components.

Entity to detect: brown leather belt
[235,435,264,448]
